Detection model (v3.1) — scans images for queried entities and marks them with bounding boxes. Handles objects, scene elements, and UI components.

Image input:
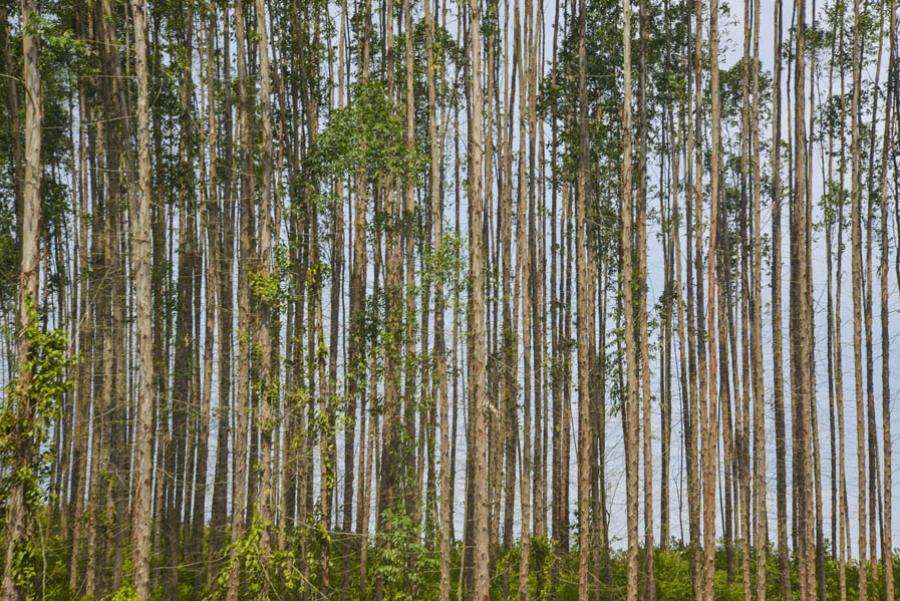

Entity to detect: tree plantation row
[0,0,898,599]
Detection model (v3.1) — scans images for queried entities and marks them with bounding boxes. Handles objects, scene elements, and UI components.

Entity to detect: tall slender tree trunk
[424,0,451,595]
[749,0,767,594]
[1,2,42,597]
[253,0,276,572]
[467,0,490,597]
[210,5,235,564]
[194,17,221,585]
[738,0,753,591]
[342,0,368,590]
[703,0,722,594]
[68,67,94,596]
[683,4,704,592]
[791,0,816,594]
[130,0,156,598]
[576,0,593,596]
[227,0,256,597]
[621,0,640,597]
[831,29,851,596]
[877,6,895,596]
[770,0,790,594]
[850,0,868,596]
[636,0,656,591]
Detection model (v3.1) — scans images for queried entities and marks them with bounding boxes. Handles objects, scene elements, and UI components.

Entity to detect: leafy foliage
[206,512,299,601]
[316,80,425,181]
[0,303,73,600]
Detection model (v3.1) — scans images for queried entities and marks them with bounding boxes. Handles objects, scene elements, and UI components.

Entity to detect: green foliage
[249,246,292,311]
[0,303,73,600]
[0,211,16,313]
[7,508,898,601]
[41,26,94,60]
[421,232,467,292]
[654,549,693,599]
[819,180,848,229]
[207,512,298,601]
[249,269,283,305]
[371,508,440,601]
[0,304,73,478]
[316,81,425,180]
[104,582,139,601]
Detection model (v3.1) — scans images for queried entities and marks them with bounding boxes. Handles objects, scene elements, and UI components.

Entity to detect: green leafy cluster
[0,305,73,484]
[207,512,298,601]
[316,81,424,180]
[249,269,283,306]
[421,232,466,291]
[104,582,139,601]
[250,245,291,309]
[371,508,440,601]
[0,303,73,600]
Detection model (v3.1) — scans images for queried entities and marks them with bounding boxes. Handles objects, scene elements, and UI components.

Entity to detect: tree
[704,0,722,594]
[129,0,155,598]
[227,0,256,598]
[770,0,791,594]
[850,0,868,596]
[877,4,895,598]
[467,0,490,597]
[1,1,42,597]
[621,0,641,598]
[576,1,593,598]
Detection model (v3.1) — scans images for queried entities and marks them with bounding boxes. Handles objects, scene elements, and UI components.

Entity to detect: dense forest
[0,0,898,598]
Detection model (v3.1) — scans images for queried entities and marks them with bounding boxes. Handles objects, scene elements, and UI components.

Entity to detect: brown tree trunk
[1,1,42,597]
[210,4,235,565]
[621,0,640,597]
[424,0,451,595]
[227,0,256,597]
[636,0,656,591]
[129,0,156,598]
[253,0,276,573]
[770,0,790,594]
[467,0,490,597]
[749,0,768,594]
[877,6,895,596]
[68,68,94,596]
[850,0,868,595]
[342,0,367,590]
[576,1,592,597]
[703,0,722,595]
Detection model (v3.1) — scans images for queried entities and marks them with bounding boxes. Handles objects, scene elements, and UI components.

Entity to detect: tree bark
[467,0,490,597]
[129,0,156,598]
[850,0,868,596]
[576,1,593,597]
[1,1,42,597]
[621,0,640,598]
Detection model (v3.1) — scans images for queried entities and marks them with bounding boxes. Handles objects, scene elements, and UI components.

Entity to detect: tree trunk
[1,1,42,597]
[227,0,256,597]
[467,0,490,597]
[636,0,656,591]
[129,0,156,598]
[703,0,722,595]
[253,0,276,573]
[621,1,640,598]
[576,0,592,597]
[877,6,895,596]
[850,0,868,595]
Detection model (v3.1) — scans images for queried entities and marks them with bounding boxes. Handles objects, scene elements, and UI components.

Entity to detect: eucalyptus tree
[0,0,897,599]
[130,0,155,598]
[1,0,42,597]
